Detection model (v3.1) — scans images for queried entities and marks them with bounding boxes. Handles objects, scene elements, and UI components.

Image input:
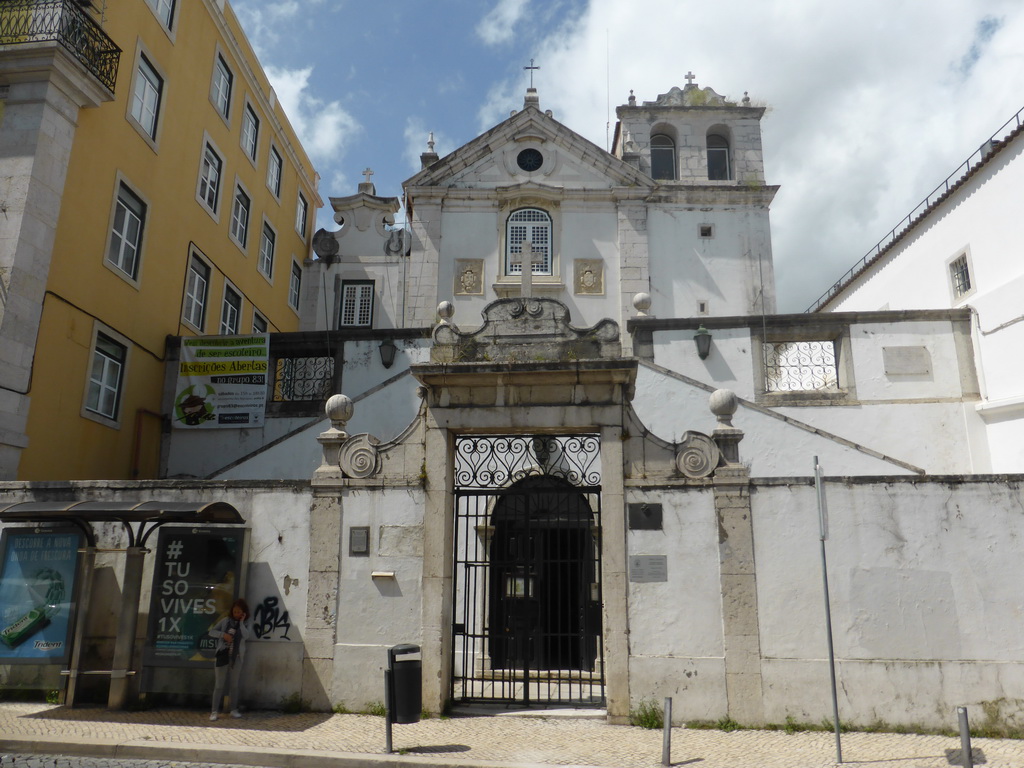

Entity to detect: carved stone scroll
[338,434,382,479]
[675,431,720,478]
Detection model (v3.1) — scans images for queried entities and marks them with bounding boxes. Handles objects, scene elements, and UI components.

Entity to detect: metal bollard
[662,697,672,766]
[957,706,973,768]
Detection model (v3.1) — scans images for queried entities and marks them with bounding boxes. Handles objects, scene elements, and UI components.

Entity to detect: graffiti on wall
[252,595,291,640]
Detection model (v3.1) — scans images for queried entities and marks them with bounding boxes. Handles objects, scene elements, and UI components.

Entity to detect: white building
[810,106,1024,472]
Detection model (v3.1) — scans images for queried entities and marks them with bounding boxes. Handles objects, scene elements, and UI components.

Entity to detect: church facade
[3,81,1023,732]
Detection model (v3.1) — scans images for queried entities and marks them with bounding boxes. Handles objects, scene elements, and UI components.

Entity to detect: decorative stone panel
[574,259,604,295]
[454,259,484,295]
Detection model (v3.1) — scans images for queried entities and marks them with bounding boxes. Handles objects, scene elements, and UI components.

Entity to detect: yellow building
[0,0,320,480]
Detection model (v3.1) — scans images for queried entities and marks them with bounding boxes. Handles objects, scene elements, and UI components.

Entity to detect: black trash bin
[387,644,421,725]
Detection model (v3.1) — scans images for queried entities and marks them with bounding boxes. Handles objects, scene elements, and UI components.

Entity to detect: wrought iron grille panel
[763,340,839,392]
[455,434,601,489]
[452,434,604,707]
[272,356,334,402]
[0,1,121,92]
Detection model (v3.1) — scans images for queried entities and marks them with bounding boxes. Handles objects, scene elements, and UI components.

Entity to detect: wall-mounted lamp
[694,324,712,360]
[379,337,397,368]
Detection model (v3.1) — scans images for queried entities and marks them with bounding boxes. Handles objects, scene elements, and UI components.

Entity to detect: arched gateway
[451,434,604,705]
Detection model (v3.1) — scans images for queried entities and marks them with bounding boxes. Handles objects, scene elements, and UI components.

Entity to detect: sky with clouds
[231,0,1024,312]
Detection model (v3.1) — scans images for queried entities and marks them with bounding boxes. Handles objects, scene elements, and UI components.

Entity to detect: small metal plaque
[349,526,370,556]
[629,555,668,583]
[628,503,663,530]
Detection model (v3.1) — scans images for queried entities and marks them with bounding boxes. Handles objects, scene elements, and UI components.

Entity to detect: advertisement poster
[173,335,268,429]
[0,529,82,664]
[143,527,247,668]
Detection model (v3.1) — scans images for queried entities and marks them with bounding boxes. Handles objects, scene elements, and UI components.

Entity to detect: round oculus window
[516,148,544,172]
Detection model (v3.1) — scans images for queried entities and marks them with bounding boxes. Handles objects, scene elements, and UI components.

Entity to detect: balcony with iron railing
[0,0,121,93]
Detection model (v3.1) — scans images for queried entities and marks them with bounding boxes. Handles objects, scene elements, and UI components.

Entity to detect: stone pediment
[404,96,651,191]
[431,297,620,364]
[645,85,733,108]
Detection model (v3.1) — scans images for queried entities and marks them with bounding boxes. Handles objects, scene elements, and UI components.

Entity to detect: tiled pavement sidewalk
[3,702,1024,768]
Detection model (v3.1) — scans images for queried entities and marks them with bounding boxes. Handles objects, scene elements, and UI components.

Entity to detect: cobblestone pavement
[3,702,1024,768]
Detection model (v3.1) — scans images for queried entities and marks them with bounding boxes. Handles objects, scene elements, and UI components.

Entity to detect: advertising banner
[143,527,247,668]
[0,529,83,664]
[173,334,269,428]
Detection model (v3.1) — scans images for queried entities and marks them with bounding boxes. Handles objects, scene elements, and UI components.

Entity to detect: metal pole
[107,546,145,710]
[815,457,842,764]
[384,667,393,754]
[64,546,96,707]
[661,697,672,766]
[957,707,974,768]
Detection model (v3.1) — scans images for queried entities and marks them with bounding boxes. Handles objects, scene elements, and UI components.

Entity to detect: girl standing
[209,598,252,720]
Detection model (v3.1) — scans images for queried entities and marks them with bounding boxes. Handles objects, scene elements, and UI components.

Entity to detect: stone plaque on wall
[574,260,604,294]
[455,259,484,295]
[883,346,932,376]
[628,503,663,530]
[629,555,668,583]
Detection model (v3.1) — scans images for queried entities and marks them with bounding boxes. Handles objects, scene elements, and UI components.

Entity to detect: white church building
[3,81,1023,733]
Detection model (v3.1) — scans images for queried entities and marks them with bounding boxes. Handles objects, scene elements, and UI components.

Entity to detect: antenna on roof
[598,30,606,152]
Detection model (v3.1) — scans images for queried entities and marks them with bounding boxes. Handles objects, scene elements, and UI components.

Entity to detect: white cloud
[477,0,530,46]
[265,65,359,170]
[475,0,1024,310]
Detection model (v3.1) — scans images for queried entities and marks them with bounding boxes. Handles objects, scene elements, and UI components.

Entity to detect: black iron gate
[451,434,604,706]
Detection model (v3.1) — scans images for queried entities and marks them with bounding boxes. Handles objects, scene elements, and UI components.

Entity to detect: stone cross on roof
[510,241,538,298]
[362,168,374,183]
[524,58,539,88]
[685,71,696,86]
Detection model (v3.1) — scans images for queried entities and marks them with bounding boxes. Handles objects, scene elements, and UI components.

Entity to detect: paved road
[4,701,1024,768]
[0,756,253,768]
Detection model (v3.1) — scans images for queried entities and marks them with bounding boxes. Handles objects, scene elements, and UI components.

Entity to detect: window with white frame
[252,311,268,334]
[505,208,552,275]
[145,0,175,29]
[230,186,250,247]
[650,134,676,180]
[211,54,232,119]
[130,54,162,139]
[296,192,308,237]
[340,281,374,327]
[86,333,126,421]
[949,253,972,298]
[183,255,210,330]
[241,103,259,161]
[220,285,242,334]
[107,183,146,280]
[198,142,222,213]
[259,223,275,278]
[267,146,282,197]
[289,261,302,309]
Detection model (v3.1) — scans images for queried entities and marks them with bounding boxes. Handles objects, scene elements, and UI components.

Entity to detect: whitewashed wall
[330,487,426,710]
[752,477,1024,729]
[631,313,987,475]
[624,487,727,719]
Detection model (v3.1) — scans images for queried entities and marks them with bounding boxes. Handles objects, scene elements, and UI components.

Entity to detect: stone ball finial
[437,301,455,323]
[632,292,652,317]
[709,389,738,427]
[628,89,636,106]
[325,394,353,431]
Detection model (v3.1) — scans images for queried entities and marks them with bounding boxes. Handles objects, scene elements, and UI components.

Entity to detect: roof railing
[0,0,121,93]
[806,103,1024,313]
